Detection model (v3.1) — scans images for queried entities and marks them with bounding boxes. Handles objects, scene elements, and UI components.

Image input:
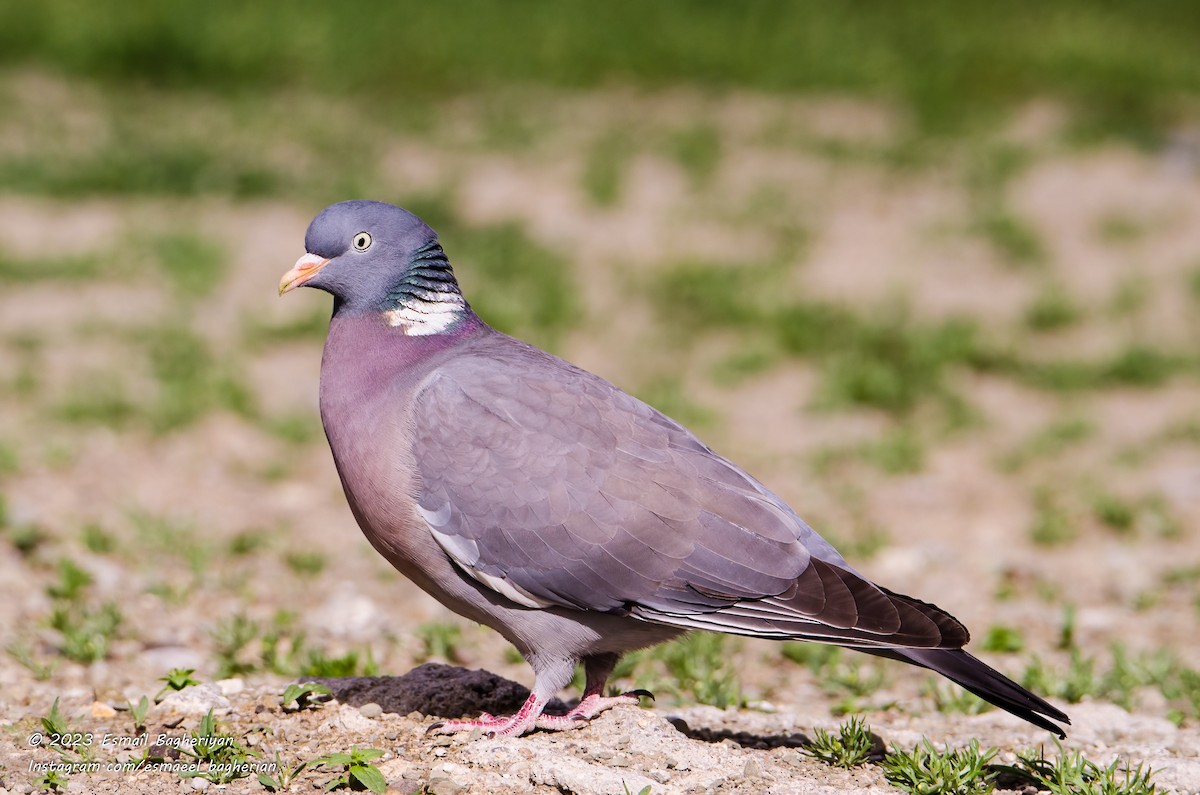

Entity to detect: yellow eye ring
[352,232,372,251]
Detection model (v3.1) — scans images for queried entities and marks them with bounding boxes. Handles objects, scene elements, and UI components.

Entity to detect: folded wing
[412,337,967,650]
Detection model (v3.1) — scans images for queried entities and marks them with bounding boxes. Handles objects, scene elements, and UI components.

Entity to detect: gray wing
[412,337,966,649]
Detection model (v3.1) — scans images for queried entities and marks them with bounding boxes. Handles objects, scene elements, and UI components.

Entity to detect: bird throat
[381,241,469,336]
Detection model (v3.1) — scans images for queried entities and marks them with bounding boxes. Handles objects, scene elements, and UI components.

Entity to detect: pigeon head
[279,200,470,334]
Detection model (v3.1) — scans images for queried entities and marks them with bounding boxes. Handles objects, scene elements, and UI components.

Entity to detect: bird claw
[626,689,655,701]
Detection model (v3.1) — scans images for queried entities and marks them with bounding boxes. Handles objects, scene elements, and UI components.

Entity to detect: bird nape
[279,200,1070,739]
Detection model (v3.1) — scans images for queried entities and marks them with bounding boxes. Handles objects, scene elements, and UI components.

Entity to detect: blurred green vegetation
[4,1,1200,143]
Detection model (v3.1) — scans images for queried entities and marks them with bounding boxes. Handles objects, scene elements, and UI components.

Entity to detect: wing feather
[412,335,967,649]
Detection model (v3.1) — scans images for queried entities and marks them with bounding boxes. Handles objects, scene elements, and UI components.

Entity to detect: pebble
[358,702,383,719]
[90,700,117,719]
[188,777,210,791]
[216,678,245,696]
[426,775,463,794]
[155,683,231,717]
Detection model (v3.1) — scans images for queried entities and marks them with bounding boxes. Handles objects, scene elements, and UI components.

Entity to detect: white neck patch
[384,296,466,336]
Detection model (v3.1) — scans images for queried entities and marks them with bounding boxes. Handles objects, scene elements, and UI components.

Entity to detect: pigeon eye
[352,232,372,251]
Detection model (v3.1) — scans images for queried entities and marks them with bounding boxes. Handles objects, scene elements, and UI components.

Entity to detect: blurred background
[2,0,1200,731]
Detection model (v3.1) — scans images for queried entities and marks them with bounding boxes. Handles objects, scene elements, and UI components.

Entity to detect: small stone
[216,678,245,696]
[90,701,117,719]
[406,711,423,721]
[155,683,230,717]
[358,702,383,719]
[431,735,452,747]
[426,776,463,795]
[744,759,762,778]
[337,705,375,732]
[188,777,210,791]
[610,756,632,768]
[589,749,614,761]
[779,749,804,766]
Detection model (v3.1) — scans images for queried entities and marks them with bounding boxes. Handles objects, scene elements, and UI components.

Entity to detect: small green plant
[281,681,333,711]
[804,716,876,768]
[883,738,997,795]
[129,694,150,733]
[155,668,200,702]
[258,752,311,792]
[180,708,255,784]
[924,680,993,715]
[33,769,70,793]
[79,523,116,554]
[1021,648,1100,704]
[782,641,842,672]
[40,697,70,739]
[1007,743,1157,795]
[39,699,96,762]
[1058,604,1077,650]
[284,549,327,577]
[312,746,387,794]
[49,600,121,663]
[1024,285,1080,332]
[212,612,261,678]
[651,633,742,708]
[621,784,653,795]
[298,647,379,678]
[1029,491,1077,546]
[46,558,92,601]
[583,129,633,207]
[1092,491,1136,534]
[8,521,49,557]
[415,622,463,663]
[980,625,1024,653]
[862,426,925,474]
[7,640,57,680]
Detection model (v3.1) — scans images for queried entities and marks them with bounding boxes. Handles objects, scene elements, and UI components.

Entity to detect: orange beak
[278,253,330,296]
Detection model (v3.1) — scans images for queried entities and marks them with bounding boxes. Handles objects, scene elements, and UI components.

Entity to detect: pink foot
[426,693,546,737]
[535,689,653,730]
[425,690,653,737]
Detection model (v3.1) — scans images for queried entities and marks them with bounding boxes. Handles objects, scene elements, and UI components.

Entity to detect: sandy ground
[1,84,1200,793]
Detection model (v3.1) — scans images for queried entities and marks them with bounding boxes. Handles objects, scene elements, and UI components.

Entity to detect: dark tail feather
[862,647,1070,738]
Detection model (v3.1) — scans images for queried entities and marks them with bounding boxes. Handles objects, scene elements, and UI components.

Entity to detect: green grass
[0,251,106,282]
[1024,285,1082,332]
[1007,744,1158,795]
[980,625,1025,654]
[615,633,742,709]
[5,2,1200,143]
[583,130,635,207]
[804,716,878,768]
[151,233,226,298]
[1029,490,1079,546]
[665,124,723,188]
[414,622,464,664]
[1001,415,1094,471]
[883,738,997,795]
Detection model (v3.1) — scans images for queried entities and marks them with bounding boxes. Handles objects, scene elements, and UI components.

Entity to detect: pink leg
[426,691,549,738]
[425,653,651,737]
